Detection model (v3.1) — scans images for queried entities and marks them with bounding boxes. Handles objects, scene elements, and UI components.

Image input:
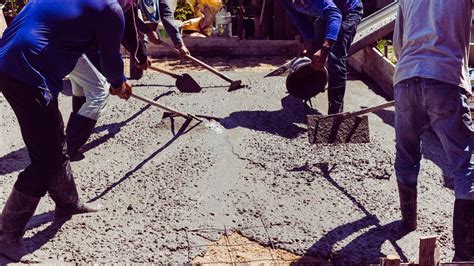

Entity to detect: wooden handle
[131,93,203,122]
[321,101,395,120]
[160,41,234,83]
[148,65,181,79]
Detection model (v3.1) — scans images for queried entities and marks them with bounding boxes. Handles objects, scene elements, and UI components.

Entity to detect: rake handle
[130,93,203,122]
[148,65,181,79]
[159,41,235,84]
[320,101,395,120]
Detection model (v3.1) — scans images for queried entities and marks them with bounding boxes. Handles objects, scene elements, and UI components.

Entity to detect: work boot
[453,199,474,261]
[48,163,100,219]
[0,188,40,262]
[65,112,97,161]
[397,182,417,231]
[72,95,86,114]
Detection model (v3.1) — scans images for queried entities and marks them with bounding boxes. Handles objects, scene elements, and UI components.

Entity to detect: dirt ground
[0,57,457,264]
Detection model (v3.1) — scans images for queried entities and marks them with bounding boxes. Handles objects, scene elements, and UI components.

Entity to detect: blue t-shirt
[0,0,126,103]
[280,0,361,41]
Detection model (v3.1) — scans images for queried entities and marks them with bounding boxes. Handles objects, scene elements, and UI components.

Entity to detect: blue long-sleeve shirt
[0,0,126,103]
[279,0,360,41]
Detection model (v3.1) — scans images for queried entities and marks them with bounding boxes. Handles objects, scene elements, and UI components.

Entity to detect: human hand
[109,82,132,100]
[146,31,161,45]
[176,44,190,60]
[136,58,152,70]
[311,47,329,70]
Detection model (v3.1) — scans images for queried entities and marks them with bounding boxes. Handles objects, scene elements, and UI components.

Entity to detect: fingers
[109,82,132,100]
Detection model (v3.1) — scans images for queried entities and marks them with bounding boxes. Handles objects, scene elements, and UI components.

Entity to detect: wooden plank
[148,38,303,57]
[348,46,396,99]
[419,236,440,266]
[380,255,402,266]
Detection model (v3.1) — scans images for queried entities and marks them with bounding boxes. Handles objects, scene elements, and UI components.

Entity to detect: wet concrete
[308,115,370,143]
[0,67,456,264]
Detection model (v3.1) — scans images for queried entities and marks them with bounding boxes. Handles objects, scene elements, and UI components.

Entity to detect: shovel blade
[307,115,370,144]
[176,74,202,93]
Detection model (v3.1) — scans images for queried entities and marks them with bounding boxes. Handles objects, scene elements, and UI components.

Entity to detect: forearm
[97,4,126,88]
[159,0,183,45]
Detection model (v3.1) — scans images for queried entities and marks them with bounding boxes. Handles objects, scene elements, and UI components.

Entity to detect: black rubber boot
[72,95,86,114]
[327,86,346,114]
[397,182,417,232]
[48,163,100,220]
[65,112,97,161]
[0,188,40,262]
[453,199,474,261]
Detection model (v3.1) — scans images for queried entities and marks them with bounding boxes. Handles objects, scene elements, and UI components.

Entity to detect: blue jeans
[323,3,363,114]
[394,77,474,200]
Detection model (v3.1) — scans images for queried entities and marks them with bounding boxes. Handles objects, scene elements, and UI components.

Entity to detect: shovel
[148,65,202,93]
[307,101,395,144]
[158,41,244,92]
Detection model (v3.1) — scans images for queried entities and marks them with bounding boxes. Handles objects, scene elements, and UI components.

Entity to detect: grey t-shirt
[393,0,472,93]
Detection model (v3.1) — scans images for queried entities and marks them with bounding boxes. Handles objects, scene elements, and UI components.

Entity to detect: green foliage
[1,0,28,16]
[375,39,392,53]
[174,0,194,22]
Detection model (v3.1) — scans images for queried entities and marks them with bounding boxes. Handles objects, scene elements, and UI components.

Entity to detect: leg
[326,4,363,114]
[421,79,474,260]
[67,55,109,160]
[0,74,63,261]
[394,78,430,231]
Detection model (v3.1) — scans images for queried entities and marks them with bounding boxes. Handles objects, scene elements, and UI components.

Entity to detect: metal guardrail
[349,1,399,56]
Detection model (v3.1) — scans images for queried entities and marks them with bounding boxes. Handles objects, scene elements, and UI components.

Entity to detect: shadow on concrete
[293,162,408,265]
[89,117,199,202]
[0,147,29,175]
[220,95,322,139]
[372,109,453,189]
[81,91,174,154]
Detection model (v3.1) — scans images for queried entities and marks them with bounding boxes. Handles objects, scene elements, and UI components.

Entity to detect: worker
[66,3,144,161]
[66,0,190,161]
[278,0,363,114]
[393,0,473,261]
[137,0,190,58]
[0,0,131,261]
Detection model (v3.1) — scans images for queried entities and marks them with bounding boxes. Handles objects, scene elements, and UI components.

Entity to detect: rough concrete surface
[308,115,370,144]
[0,62,457,264]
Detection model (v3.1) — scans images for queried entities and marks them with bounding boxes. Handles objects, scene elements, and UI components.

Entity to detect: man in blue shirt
[279,0,363,114]
[0,0,131,261]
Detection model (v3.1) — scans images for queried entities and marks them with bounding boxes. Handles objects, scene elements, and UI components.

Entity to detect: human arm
[121,7,149,69]
[159,0,190,58]
[393,1,403,60]
[96,3,131,99]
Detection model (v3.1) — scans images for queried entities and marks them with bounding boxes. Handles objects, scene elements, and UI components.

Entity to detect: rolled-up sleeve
[96,3,126,88]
